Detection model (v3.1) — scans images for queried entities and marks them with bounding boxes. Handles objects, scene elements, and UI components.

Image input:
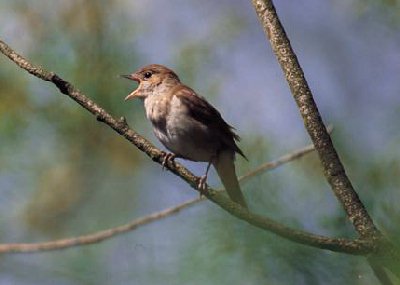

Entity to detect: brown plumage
[122,64,248,208]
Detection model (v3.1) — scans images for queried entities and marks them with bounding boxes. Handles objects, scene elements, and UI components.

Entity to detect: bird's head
[121,64,180,100]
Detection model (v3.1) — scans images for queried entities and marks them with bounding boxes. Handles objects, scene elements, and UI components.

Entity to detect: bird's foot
[161,152,176,170]
[197,175,209,197]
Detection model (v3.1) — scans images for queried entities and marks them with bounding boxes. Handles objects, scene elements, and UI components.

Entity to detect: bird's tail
[213,151,248,209]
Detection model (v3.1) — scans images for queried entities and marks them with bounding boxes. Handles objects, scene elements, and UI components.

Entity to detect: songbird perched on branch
[122,64,248,208]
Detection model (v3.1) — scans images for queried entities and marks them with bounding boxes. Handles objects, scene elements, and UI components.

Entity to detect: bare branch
[251,0,400,280]
[240,142,314,184]
[0,195,373,254]
[251,0,378,239]
[0,38,375,255]
[0,144,315,253]
[0,198,199,253]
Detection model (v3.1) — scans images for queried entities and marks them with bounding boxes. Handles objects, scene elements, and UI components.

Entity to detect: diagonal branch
[251,0,400,280]
[251,0,378,239]
[0,38,373,255]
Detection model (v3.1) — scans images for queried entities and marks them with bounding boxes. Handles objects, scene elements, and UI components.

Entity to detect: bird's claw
[197,175,208,197]
[161,152,176,170]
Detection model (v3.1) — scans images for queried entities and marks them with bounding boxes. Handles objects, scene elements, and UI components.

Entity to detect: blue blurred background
[1,1,399,284]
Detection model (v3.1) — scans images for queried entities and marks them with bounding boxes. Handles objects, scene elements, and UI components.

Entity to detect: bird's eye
[144,71,152,79]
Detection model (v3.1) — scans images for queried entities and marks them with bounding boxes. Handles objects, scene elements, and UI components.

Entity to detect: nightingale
[122,64,248,208]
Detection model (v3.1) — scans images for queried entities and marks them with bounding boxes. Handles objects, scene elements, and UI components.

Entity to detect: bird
[122,64,248,208]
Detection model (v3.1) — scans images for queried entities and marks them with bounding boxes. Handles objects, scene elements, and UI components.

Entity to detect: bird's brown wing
[174,85,246,159]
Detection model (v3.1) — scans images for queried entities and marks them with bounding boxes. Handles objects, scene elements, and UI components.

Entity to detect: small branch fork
[0,39,377,256]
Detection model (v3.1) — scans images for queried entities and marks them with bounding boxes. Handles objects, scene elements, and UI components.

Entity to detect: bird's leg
[198,160,213,196]
[161,152,176,170]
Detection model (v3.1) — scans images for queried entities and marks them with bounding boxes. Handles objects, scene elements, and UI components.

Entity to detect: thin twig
[0,144,314,253]
[0,198,199,253]
[239,143,313,184]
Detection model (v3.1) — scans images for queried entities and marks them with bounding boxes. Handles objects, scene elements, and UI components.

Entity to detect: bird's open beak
[120,74,141,100]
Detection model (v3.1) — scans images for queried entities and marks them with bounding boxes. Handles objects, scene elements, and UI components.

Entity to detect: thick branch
[251,0,400,279]
[0,38,374,255]
[251,0,378,239]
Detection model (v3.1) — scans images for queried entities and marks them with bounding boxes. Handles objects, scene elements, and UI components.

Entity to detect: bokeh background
[1,1,399,284]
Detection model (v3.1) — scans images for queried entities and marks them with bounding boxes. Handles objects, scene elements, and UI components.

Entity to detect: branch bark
[0,39,373,255]
[251,0,377,239]
[251,0,400,280]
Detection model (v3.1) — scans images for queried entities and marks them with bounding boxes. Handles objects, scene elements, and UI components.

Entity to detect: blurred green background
[1,1,399,284]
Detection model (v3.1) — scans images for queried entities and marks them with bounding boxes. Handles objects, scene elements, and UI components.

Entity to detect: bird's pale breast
[145,94,217,162]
